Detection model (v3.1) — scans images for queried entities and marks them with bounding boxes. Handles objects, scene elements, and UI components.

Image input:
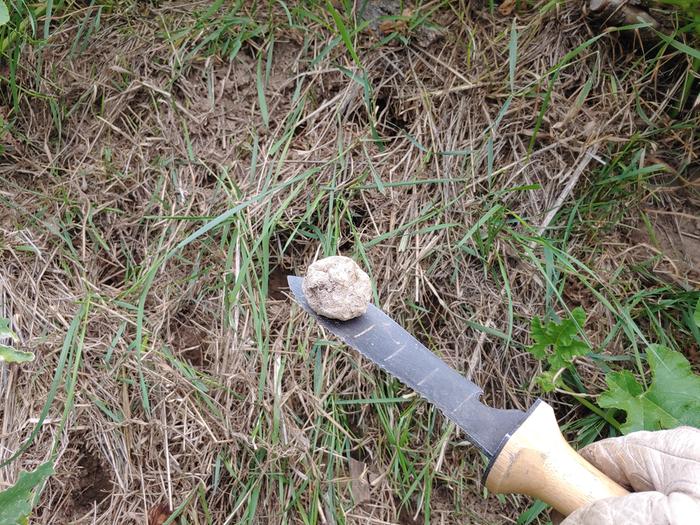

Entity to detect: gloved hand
[559,426,700,525]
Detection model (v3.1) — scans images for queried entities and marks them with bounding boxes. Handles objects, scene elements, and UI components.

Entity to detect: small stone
[302,256,372,321]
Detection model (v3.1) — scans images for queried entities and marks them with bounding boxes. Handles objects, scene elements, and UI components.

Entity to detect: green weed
[600,344,700,433]
[0,317,34,363]
[526,307,593,393]
[1,1,698,523]
[0,2,9,27]
[0,461,54,525]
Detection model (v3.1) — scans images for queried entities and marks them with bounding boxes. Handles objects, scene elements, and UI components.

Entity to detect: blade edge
[287,276,527,458]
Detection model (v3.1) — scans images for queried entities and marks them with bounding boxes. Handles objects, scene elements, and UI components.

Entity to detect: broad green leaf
[599,345,700,434]
[528,318,548,359]
[694,297,700,329]
[527,307,591,390]
[0,1,8,27]
[0,461,54,525]
[535,370,557,393]
[0,346,35,363]
[529,307,589,362]
[0,318,32,363]
[0,317,17,340]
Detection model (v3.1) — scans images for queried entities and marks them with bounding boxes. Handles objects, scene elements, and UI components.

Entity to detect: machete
[288,276,627,516]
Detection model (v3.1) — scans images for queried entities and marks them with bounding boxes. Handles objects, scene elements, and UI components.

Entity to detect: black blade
[288,276,527,459]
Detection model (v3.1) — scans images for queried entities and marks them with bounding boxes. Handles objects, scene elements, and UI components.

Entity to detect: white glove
[560,427,700,525]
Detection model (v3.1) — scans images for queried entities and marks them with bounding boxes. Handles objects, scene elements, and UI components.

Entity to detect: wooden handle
[484,400,629,516]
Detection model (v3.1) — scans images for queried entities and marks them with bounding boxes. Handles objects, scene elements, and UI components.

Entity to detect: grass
[0,1,698,524]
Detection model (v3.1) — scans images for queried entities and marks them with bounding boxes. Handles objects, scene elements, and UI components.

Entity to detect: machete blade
[288,276,528,459]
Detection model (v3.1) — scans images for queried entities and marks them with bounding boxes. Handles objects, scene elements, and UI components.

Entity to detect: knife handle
[484,400,629,516]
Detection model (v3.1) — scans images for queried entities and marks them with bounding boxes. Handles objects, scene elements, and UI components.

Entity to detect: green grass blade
[326,1,360,66]
[508,19,518,93]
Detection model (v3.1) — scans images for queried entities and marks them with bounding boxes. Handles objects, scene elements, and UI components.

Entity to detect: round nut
[302,256,372,320]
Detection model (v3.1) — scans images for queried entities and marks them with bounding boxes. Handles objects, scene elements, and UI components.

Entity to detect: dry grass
[0,1,698,524]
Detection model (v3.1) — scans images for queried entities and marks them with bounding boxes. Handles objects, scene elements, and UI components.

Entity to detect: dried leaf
[148,503,172,525]
[349,458,370,505]
[498,0,516,16]
[378,19,407,34]
[378,7,412,34]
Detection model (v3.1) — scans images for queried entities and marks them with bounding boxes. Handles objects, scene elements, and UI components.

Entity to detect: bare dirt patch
[169,304,210,368]
[627,188,700,289]
[267,265,291,300]
[61,443,113,521]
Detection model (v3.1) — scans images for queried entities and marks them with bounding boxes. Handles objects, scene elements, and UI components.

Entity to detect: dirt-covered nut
[302,256,372,320]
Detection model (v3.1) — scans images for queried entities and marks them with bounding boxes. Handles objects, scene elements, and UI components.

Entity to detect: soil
[268,265,291,301]
[62,444,113,520]
[169,304,209,367]
[627,195,700,288]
